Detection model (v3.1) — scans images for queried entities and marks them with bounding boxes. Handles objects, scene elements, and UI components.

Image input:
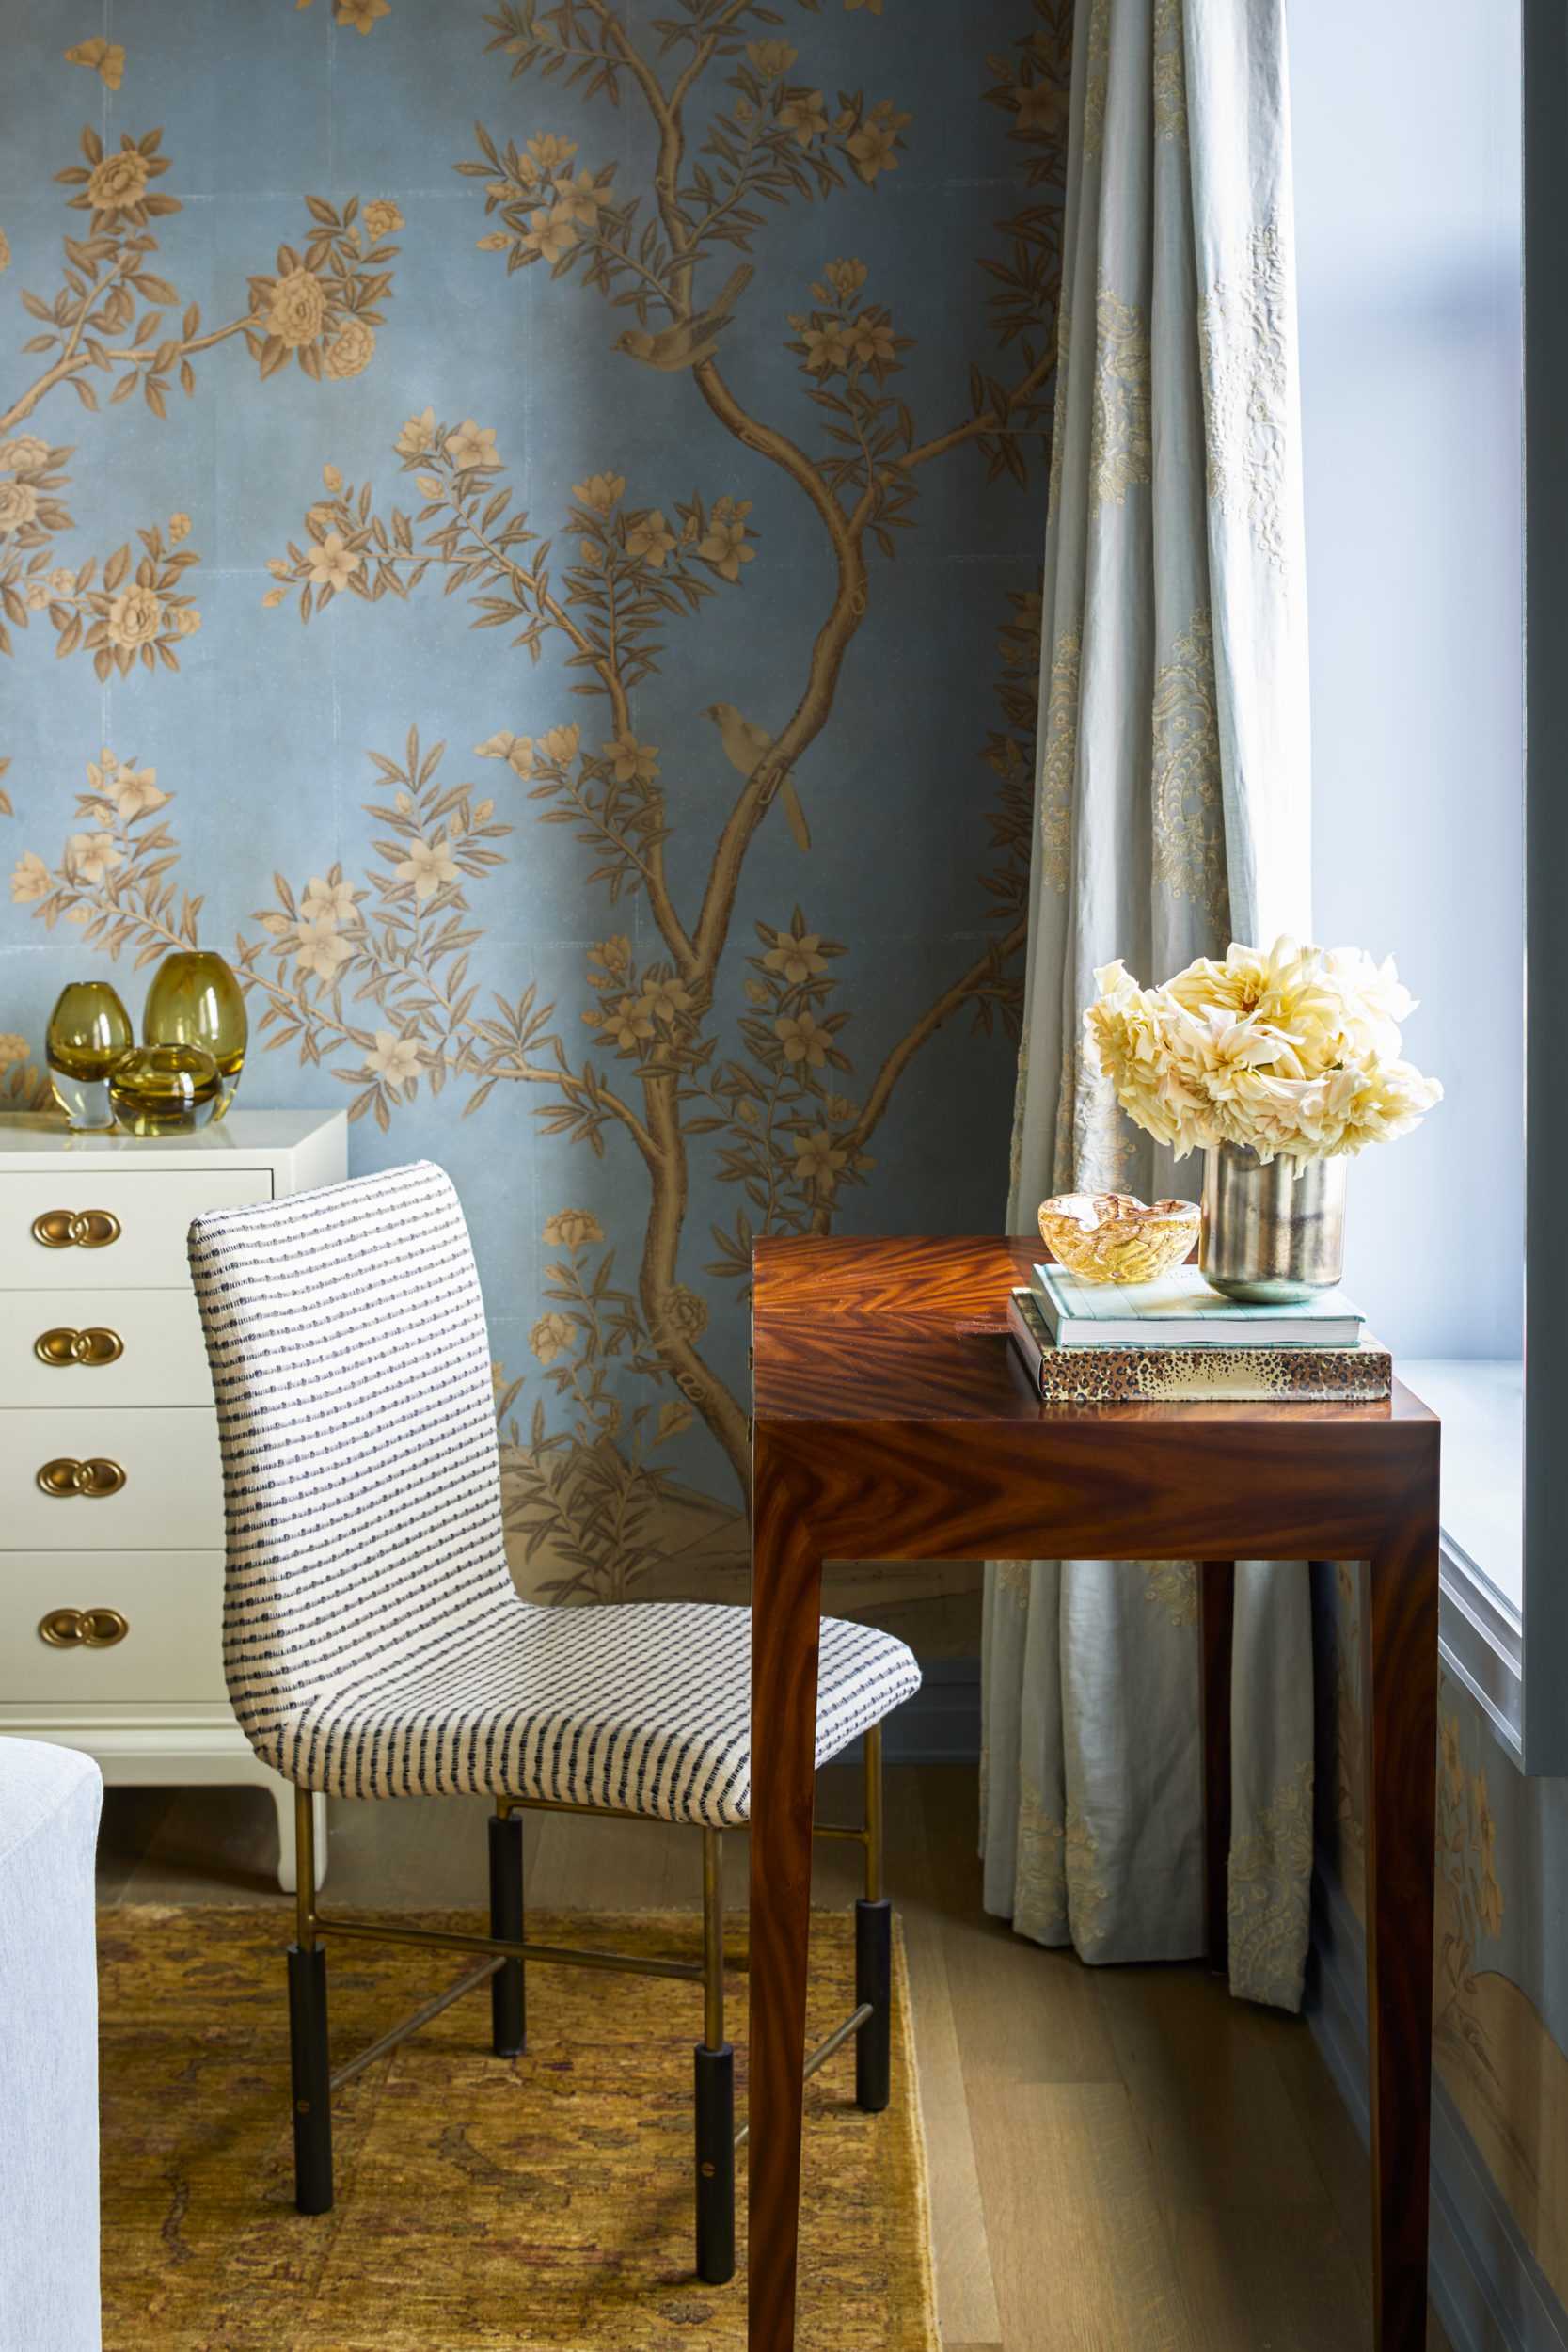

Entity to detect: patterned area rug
[98,1906,936,2350]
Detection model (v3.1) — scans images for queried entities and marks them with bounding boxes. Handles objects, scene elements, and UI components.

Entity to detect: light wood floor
[95,1761,1448,2351]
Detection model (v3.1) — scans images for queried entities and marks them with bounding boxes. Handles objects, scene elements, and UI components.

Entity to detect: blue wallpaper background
[0,0,1065,1613]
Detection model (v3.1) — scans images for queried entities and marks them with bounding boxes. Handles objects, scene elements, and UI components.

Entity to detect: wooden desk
[748,1235,1439,2352]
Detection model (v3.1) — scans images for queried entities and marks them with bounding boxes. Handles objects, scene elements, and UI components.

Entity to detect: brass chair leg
[488,1802,526,2057]
[855,1724,892,2113]
[287,1787,334,2212]
[694,1826,735,2285]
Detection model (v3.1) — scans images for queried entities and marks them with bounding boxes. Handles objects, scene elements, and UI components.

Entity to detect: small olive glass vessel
[107,1041,221,1136]
[46,979,133,1132]
[143,949,247,1118]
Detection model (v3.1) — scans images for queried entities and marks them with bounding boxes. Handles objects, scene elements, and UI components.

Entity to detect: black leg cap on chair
[855,1898,893,2114]
[488,1812,527,2057]
[694,2041,736,2285]
[287,1942,334,2214]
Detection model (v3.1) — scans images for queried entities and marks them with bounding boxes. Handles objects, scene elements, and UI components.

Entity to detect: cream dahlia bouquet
[1084,937,1442,1167]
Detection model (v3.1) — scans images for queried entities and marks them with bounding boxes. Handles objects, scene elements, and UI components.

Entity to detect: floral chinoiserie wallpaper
[0,0,1068,1644]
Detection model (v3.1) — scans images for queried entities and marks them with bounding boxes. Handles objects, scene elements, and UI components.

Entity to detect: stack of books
[1007,1262,1391,1403]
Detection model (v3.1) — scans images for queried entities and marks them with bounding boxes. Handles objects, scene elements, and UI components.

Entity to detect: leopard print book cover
[1007,1292,1392,1405]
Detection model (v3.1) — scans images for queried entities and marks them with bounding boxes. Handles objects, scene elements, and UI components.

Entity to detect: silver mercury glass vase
[1198,1141,1347,1303]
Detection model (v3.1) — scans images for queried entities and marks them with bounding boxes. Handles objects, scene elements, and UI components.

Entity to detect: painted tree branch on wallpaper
[8,0,1065,1597]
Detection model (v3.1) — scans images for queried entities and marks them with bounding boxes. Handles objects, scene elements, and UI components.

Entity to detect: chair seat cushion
[263,1597,920,1826]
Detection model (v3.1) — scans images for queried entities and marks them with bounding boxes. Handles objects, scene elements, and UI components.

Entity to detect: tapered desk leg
[748,1463,823,2352]
[1199,1560,1234,1975]
[1365,1504,1440,2352]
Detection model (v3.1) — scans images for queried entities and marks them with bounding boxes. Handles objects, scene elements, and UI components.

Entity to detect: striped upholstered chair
[186,1160,919,2284]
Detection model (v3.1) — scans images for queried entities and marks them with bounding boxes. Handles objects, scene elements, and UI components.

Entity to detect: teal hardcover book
[1031,1261,1365,1349]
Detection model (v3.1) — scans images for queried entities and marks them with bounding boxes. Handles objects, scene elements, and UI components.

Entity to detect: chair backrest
[187,1160,513,1756]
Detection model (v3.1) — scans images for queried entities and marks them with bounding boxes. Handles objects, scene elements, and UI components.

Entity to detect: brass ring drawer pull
[39,1607,129,1649]
[36,1456,126,1499]
[30,1208,121,1250]
[34,1326,124,1369]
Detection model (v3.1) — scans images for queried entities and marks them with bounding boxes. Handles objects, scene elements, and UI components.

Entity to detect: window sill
[1403,1358,1523,1766]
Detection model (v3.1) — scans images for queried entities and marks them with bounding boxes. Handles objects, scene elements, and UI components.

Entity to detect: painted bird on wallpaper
[705,700,812,850]
[613,264,754,371]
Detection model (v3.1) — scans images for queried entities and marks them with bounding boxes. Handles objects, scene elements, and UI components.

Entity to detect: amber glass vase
[46,980,133,1131]
[143,949,247,1118]
[108,1041,221,1136]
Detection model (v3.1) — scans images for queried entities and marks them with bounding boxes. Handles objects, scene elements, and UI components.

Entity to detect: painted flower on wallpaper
[530,1311,574,1364]
[246,204,395,382]
[746,41,798,79]
[448,419,502,471]
[65,829,122,887]
[602,733,659,787]
[301,532,361,592]
[72,136,167,228]
[88,754,166,822]
[301,873,359,926]
[776,1010,829,1067]
[695,500,755,581]
[543,1209,604,1249]
[779,90,831,148]
[395,834,462,903]
[293,913,355,984]
[366,1028,422,1091]
[847,105,910,184]
[266,269,328,349]
[573,472,625,515]
[624,508,675,567]
[395,407,436,458]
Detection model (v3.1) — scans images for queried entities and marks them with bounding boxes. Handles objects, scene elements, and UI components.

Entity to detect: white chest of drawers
[0,1109,346,1888]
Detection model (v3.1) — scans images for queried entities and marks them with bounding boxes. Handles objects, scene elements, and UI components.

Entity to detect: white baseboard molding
[1308,1866,1568,2352]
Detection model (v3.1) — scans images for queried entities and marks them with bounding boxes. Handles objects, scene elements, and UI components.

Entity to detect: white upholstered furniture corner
[0,1737,103,2352]
[0,1110,345,1890]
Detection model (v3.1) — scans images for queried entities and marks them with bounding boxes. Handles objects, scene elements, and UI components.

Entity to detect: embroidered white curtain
[980,0,1315,2007]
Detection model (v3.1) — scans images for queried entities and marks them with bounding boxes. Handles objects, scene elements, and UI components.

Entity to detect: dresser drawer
[0,1169,271,1291]
[0,1408,223,1549]
[0,1549,225,1702]
[0,1288,212,1407]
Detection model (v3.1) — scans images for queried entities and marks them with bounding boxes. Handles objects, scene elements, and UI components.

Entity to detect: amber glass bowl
[1037,1191,1200,1284]
[143,948,247,1118]
[46,979,133,1132]
[108,1041,221,1136]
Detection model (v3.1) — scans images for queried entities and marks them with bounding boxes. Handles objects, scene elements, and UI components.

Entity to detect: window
[1293,0,1549,1764]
